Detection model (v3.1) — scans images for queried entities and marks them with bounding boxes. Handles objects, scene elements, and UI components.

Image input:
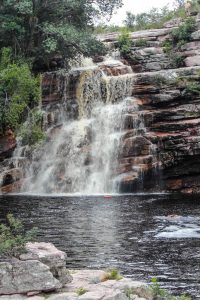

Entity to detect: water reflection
[0,193,199,298]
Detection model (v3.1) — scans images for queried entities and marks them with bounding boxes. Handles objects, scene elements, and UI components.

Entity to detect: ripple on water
[0,193,200,298]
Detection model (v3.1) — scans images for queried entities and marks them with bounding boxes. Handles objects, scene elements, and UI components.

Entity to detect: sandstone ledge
[0,269,152,300]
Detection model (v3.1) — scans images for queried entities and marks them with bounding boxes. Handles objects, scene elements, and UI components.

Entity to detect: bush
[101,269,123,281]
[76,287,88,296]
[20,109,45,146]
[132,39,148,47]
[171,17,196,46]
[0,48,41,134]
[0,214,37,258]
[150,278,191,300]
[117,30,131,55]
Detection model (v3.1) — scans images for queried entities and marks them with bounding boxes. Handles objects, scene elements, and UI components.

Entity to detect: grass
[76,287,88,296]
[101,269,123,282]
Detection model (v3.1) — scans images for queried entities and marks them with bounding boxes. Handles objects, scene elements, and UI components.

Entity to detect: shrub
[0,213,38,258]
[101,269,123,281]
[162,40,173,54]
[150,278,191,300]
[171,17,196,46]
[20,109,45,146]
[76,287,88,296]
[117,30,132,55]
[132,39,148,47]
[0,48,41,134]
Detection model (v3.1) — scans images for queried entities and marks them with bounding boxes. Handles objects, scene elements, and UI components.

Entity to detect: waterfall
[5,57,159,194]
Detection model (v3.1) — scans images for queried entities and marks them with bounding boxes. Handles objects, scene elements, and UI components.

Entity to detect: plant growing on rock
[117,30,132,55]
[101,269,123,281]
[76,287,88,296]
[19,108,45,146]
[150,278,191,300]
[0,213,37,258]
[0,48,41,134]
[171,17,196,46]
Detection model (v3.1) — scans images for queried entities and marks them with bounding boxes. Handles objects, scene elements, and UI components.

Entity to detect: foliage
[132,39,148,48]
[117,30,131,55]
[124,288,133,300]
[20,108,45,146]
[150,278,191,300]
[171,17,196,46]
[123,5,186,32]
[0,48,41,134]
[162,17,196,68]
[76,287,88,296]
[123,12,135,29]
[0,0,122,69]
[101,269,123,281]
[162,40,173,54]
[0,213,37,258]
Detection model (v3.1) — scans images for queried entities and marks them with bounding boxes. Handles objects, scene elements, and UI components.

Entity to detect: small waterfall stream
[3,57,159,194]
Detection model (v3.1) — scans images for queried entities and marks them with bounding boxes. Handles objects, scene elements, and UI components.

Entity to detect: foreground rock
[0,269,152,300]
[0,243,72,296]
[20,242,72,285]
[0,260,61,295]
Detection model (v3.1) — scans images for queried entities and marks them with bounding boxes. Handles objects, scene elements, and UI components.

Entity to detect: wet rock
[0,130,16,161]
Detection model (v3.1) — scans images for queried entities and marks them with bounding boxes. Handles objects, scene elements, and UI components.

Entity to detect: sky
[110,0,175,25]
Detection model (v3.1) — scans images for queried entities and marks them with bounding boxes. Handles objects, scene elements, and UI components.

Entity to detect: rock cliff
[1,15,200,194]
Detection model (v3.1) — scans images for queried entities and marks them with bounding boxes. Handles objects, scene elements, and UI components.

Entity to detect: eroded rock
[0,260,61,295]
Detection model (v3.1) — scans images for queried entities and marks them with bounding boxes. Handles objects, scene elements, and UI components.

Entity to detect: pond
[0,193,199,298]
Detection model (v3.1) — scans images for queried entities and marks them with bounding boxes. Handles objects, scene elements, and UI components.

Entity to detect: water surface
[0,193,199,298]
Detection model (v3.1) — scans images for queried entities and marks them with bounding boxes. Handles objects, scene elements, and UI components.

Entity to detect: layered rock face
[98,14,200,193]
[2,15,200,193]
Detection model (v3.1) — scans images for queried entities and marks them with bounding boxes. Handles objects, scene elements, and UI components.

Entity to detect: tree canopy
[0,0,122,70]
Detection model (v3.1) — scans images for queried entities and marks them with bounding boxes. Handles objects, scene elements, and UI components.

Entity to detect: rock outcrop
[0,243,152,300]
[2,14,200,193]
[0,243,72,296]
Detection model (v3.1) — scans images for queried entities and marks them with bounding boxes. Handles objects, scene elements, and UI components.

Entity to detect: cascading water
[6,57,158,194]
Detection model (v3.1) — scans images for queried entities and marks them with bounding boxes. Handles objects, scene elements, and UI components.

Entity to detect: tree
[0,0,122,70]
[124,12,135,29]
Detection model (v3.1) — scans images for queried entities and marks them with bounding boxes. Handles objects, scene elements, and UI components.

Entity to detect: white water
[3,57,158,194]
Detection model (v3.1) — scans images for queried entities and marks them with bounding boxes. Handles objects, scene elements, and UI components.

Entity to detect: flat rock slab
[48,270,152,300]
[0,270,152,300]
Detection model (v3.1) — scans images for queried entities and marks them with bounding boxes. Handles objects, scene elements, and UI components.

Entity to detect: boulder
[20,242,72,285]
[163,18,182,28]
[185,55,200,67]
[0,260,61,295]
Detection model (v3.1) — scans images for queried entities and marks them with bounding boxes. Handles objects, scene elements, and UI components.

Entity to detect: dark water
[0,193,200,298]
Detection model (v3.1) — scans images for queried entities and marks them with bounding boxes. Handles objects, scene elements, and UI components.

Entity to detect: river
[0,193,199,298]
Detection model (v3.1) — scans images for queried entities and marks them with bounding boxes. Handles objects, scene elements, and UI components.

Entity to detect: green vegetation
[171,17,196,46]
[132,39,148,48]
[20,109,45,146]
[162,17,196,68]
[0,0,122,70]
[76,287,88,296]
[0,48,41,134]
[102,269,123,281]
[117,30,131,55]
[97,0,200,34]
[0,213,37,258]
[0,0,122,144]
[177,76,200,95]
[150,278,191,300]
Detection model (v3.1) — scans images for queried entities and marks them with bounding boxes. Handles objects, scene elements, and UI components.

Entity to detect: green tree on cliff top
[0,0,122,70]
